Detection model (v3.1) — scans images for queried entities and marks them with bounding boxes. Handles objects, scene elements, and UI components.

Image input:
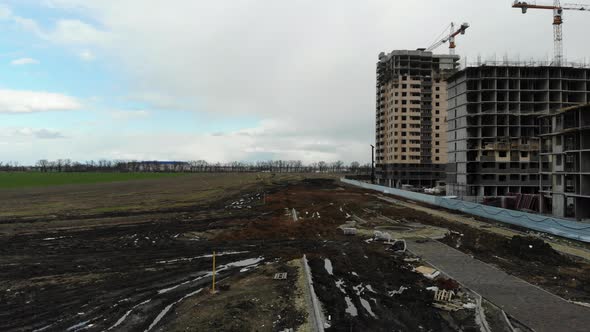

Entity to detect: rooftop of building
[462,59,590,68]
[447,59,590,81]
[378,49,460,62]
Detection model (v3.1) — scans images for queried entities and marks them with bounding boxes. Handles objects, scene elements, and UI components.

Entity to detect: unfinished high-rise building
[375,49,460,188]
[446,64,590,199]
[539,104,590,220]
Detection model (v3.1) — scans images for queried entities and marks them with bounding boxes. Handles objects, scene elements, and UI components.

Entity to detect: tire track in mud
[0,204,272,332]
[1,211,317,332]
[2,177,482,331]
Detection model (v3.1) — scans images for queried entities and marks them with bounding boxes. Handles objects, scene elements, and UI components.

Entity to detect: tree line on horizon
[0,159,372,174]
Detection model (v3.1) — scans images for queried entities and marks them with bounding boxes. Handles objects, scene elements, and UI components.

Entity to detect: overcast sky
[1,0,589,165]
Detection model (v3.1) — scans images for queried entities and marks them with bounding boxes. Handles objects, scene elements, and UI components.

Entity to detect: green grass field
[0,172,184,189]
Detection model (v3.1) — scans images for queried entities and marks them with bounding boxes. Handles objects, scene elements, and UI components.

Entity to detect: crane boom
[426,22,470,55]
[512,1,590,66]
[513,2,590,11]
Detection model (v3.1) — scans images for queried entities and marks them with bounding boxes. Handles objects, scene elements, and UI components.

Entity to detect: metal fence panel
[341,178,590,243]
[340,178,437,205]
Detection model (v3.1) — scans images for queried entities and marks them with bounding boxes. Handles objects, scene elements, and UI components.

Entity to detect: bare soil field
[0,172,182,190]
[0,175,586,331]
[0,173,288,222]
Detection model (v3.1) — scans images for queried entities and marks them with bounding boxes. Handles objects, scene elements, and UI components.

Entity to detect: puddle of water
[388,286,408,296]
[353,283,364,296]
[344,296,358,317]
[42,236,68,241]
[158,280,192,294]
[145,303,174,332]
[158,257,263,295]
[324,258,333,275]
[335,279,346,294]
[222,257,264,268]
[108,299,152,330]
[66,320,91,331]
[156,251,249,264]
[145,289,203,332]
[360,298,377,318]
[33,321,60,332]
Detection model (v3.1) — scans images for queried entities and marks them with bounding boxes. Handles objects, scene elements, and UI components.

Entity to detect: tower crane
[426,22,470,54]
[512,1,590,66]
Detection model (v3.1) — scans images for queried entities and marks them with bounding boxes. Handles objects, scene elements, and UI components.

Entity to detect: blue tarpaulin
[341,178,590,243]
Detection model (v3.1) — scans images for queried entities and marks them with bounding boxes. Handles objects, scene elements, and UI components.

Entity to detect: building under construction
[375,49,460,188]
[539,104,590,219]
[446,63,590,202]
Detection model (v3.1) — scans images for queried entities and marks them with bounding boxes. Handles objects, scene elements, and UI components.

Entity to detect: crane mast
[553,1,563,65]
[512,1,589,66]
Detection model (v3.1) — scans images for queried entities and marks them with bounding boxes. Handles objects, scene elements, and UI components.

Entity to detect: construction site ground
[376,195,590,261]
[374,193,590,303]
[409,239,590,332]
[1,174,589,331]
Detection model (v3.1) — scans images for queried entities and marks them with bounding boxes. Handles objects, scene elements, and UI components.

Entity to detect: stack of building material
[482,197,502,207]
[483,194,540,212]
[509,193,539,212]
[503,196,517,210]
[415,266,440,280]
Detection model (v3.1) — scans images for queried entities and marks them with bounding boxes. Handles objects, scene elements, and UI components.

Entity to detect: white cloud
[1,0,585,164]
[2,127,65,139]
[37,1,377,162]
[10,57,39,65]
[0,125,367,164]
[0,89,81,114]
[78,50,95,61]
[0,5,12,19]
[2,5,109,44]
[0,6,43,35]
[46,19,110,45]
[109,109,150,120]
[127,92,190,111]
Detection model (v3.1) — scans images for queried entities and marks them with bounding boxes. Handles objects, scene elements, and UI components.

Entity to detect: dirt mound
[443,229,572,266]
[506,236,565,265]
[441,228,590,302]
[437,278,460,291]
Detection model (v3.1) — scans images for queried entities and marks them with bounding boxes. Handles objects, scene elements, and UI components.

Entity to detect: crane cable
[426,22,453,50]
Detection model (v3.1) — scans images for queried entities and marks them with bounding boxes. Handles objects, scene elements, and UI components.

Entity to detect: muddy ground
[441,229,590,302]
[0,175,480,332]
[0,175,587,331]
[352,193,590,303]
[367,191,590,303]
